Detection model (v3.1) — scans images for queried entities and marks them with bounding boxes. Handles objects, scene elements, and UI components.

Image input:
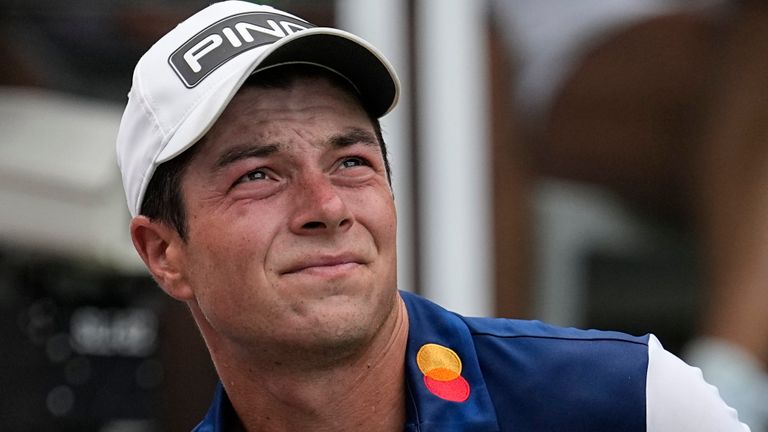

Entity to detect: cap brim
[156,27,399,164]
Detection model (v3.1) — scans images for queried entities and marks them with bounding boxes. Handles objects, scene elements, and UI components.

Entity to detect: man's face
[176,76,398,359]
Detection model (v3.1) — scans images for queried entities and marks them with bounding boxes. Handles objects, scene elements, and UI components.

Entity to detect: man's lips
[281,255,365,276]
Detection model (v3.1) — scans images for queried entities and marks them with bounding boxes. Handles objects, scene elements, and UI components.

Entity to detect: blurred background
[2,0,767,430]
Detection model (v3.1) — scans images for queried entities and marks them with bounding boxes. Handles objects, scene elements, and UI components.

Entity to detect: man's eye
[237,169,267,183]
[341,157,367,168]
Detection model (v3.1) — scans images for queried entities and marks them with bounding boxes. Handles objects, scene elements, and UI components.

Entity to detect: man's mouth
[282,255,364,276]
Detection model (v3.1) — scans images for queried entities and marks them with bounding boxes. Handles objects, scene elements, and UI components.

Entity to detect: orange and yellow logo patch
[416,343,470,402]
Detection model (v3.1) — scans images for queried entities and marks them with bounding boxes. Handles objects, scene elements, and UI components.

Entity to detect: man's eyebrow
[328,128,379,149]
[214,144,279,170]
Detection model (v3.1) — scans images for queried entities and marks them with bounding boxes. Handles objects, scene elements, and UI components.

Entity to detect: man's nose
[289,174,353,235]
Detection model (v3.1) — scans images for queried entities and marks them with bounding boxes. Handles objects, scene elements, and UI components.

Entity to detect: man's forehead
[211,82,365,136]
[206,126,379,164]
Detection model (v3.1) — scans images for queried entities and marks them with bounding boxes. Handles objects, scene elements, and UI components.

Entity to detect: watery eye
[341,157,366,168]
[238,170,267,183]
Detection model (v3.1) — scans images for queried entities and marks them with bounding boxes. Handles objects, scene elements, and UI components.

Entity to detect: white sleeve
[646,334,751,431]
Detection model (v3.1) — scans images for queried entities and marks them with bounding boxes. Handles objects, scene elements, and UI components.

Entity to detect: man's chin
[272,294,396,364]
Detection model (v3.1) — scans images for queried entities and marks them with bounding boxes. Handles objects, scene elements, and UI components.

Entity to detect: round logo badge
[416,343,470,402]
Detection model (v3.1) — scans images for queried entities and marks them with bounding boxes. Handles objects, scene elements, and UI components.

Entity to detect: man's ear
[130,215,194,301]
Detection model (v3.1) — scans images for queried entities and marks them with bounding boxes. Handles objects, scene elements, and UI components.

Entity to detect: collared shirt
[193,291,750,431]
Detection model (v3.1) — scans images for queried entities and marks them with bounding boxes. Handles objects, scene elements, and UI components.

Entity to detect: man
[116,2,749,431]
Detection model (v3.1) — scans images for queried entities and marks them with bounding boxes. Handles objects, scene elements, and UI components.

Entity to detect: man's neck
[215,297,409,432]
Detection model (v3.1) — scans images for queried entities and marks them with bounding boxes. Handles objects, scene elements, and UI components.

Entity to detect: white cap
[116,1,399,216]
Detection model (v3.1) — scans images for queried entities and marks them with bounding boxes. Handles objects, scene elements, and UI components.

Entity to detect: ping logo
[169,12,314,88]
[416,343,470,402]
